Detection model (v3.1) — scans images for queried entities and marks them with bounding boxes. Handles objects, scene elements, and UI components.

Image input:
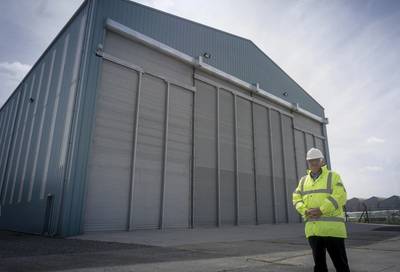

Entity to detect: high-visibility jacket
[292,165,348,238]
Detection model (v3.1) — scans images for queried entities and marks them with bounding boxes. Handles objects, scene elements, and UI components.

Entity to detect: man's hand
[306,208,322,218]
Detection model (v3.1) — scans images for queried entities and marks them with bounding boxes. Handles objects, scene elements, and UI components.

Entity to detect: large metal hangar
[0,0,330,236]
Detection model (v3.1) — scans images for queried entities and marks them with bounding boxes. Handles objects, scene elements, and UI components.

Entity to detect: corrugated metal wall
[82,28,329,231]
[0,4,88,235]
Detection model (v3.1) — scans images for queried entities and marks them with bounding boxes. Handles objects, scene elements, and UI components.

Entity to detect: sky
[0,0,399,199]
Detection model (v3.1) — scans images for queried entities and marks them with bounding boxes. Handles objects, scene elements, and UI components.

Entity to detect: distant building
[378,195,400,210]
[346,195,400,212]
[364,196,385,211]
[345,197,365,212]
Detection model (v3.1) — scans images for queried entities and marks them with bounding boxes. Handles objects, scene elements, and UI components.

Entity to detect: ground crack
[246,252,311,266]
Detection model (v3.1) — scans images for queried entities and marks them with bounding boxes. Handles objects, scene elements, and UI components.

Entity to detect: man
[292,148,350,272]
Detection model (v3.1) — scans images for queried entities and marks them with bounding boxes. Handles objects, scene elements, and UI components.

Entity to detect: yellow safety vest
[292,165,348,238]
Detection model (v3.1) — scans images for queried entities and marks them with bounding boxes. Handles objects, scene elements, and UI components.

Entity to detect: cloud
[35,0,52,17]
[0,61,31,106]
[0,61,31,79]
[366,137,385,144]
[145,0,175,10]
[0,0,82,107]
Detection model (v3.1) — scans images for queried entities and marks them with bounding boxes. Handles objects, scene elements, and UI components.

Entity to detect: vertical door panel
[84,60,138,231]
[194,80,217,226]
[253,104,274,223]
[236,98,256,224]
[281,115,299,222]
[219,89,236,225]
[163,85,193,228]
[132,74,166,229]
[270,109,287,223]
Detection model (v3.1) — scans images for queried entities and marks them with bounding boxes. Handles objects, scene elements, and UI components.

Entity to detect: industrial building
[0,0,330,237]
[346,196,400,212]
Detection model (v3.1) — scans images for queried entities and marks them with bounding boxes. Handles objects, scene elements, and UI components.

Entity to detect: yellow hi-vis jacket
[292,165,348,238]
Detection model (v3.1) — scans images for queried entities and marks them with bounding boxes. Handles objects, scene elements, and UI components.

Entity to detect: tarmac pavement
[0,223,399,271]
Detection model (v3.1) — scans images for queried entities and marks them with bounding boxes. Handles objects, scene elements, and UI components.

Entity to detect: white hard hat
[306,148,324,160]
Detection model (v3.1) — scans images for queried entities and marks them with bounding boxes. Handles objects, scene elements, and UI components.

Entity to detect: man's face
[307,158,323,173]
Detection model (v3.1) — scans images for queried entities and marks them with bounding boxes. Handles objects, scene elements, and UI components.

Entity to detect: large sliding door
[84,30,193,231]
[84,27,327,232]
[84,60,139,231]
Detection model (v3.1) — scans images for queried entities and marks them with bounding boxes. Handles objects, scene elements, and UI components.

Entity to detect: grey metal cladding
[11,73,37,205]
[2,83,28,206]
[83,28,196,231]
[236,97,256,224]
[305,133,315,151]
[84,60,138,231]
[164,84,193,228]
[18,63,46,204]
[194,80,218,226]
[0,95,19,198]
[219,89,236,225]
[27,50,57,203]
[315,137,326,158]
[269,109,288,223]
[104,31,193,86]
[132,74,166,229]
[281,115,300,223]
[0,5,88,234]
[253,104,275,224]
[294,131,305,176]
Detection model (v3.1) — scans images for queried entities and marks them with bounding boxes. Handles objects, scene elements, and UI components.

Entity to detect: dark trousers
[308,236,350,272]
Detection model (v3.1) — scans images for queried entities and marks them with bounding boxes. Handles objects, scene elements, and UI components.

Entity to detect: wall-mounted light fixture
[203,52,211,59]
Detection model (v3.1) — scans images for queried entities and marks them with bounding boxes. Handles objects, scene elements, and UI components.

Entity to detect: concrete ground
[0,223,399,272]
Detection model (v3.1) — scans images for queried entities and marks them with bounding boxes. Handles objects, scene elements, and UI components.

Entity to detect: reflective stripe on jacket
[292,165,348,238]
